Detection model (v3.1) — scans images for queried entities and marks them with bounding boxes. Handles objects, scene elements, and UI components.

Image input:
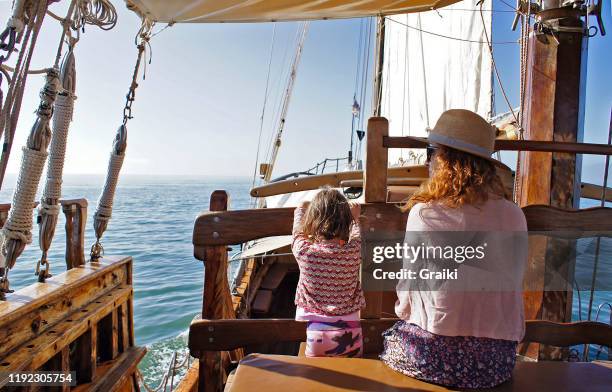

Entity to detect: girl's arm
[292,201,310,254]
[348,202,361,243]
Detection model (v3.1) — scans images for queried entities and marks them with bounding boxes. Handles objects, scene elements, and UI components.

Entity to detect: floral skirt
[380,321,517,389]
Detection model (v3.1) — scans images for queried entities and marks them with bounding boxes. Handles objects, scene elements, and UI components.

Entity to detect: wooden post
[43,346,70,392]
[517,2,586,360]
[61,198,88,269]
[98,310,119,361]
[118,302,130,354]
[195,190,236,392]
[362,117,390,318]
[364,117,389,203]
[0,203,10,229]
[72,327,97,384]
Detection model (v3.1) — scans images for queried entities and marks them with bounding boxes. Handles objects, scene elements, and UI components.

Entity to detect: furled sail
[125,0,461,23]
[380,0,493,165]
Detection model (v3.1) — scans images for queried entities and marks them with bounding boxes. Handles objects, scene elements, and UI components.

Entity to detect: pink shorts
[305,320,363,357]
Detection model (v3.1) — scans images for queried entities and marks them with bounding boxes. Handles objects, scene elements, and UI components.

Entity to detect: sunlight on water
[1,175,251,387]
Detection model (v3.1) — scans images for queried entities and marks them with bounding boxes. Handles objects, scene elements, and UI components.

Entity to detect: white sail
[380,0,493,165]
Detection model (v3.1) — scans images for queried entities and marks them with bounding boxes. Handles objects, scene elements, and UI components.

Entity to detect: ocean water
[1,175,610,388]
[1,175,252,388]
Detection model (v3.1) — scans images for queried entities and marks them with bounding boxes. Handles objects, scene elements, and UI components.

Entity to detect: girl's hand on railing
[349,202,361,221]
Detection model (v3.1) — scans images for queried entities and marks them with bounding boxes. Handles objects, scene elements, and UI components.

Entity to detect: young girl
[292,187,365,357]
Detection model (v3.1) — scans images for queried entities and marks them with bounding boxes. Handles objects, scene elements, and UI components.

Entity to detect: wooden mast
[372,16,386,117]
[517,0,588,359]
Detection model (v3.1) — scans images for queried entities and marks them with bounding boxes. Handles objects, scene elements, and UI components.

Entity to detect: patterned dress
[381,321,517,389]
[292,207,365,316]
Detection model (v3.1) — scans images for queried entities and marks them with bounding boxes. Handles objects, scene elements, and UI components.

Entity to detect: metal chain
[123,24,152,125]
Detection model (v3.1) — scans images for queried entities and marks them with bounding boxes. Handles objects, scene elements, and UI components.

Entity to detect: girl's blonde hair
[301,187,353,241]
[404,146,506,211]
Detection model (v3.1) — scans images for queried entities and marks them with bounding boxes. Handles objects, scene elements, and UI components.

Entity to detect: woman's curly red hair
[403,146,506,211]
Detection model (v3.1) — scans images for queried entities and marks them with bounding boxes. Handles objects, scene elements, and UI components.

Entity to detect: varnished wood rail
[189,318,398,357]
[0,256,143,391]
[383,136,612,155]
[249,165,428,198]
[189,318,612,358]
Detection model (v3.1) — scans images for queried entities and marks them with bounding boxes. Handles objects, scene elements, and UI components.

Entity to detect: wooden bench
[189,318,612,391]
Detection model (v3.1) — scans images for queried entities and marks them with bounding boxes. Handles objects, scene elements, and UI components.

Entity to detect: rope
[514,1,532,202]
[2,69,59,250]
[3,148,48,244]
[251,24,277,201]
[385,17,518,45]
[72,0,118,31]
[477,1,519,124]
[94,152,125,221]
[0,0,48,190]
[416,14,430,129]
[91,19,153,259]
[41,93,75,211]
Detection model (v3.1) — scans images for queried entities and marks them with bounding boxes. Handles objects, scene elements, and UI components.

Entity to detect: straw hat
[408,109,497,163]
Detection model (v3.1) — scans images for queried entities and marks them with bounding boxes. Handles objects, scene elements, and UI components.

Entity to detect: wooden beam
[0,256,131,360]
[249,166,428,198]
[523,205,612,233]
[189,318,398,355]
[516,5,587,360]
[340,177,426,187]
[72,327,97,384]
[75,347,146,392]
[580,182,612,203]
[360,204,407,319]
[198,191,236,392]
[384,136,612,155]
[523,320,612,348]
[193,208,295,247]
[364,117,389,203]
[0,285,132,382]
[43,346,71,392]
[117,303,130,354]
[61,198,88,269]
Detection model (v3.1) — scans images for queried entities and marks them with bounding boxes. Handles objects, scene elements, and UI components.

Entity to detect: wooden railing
[189,318,612,358]
[0,256,143,390]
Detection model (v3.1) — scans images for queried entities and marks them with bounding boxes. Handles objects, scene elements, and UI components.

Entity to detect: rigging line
[251,24,277,192]
[385,17,517,45]
[478,1,519,125]
[350,19,365,164]
[400,14,409,160]
[435,8,516,13]
[262,25,296,166]
[497,0,519,12]
[359,17,372,134]
[417,14,430,128]
[354,19,364,95]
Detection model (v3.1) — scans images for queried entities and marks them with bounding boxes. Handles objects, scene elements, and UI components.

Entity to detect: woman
[380,109,527,389]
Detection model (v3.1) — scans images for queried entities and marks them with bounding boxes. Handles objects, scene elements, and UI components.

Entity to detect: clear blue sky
[1,0,610,185]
